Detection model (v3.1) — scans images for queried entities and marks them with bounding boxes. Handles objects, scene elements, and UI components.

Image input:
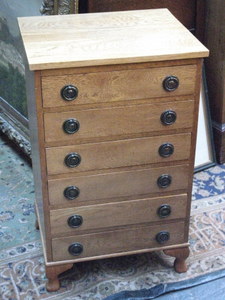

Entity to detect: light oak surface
[50,194,187,235]
[45,135,191,175]
[40,59,199,77]
[47,164,189,206]
[44,102,194,143]
[18,9,208,70]
[25,70,54,261]
[19,6,209,291]
[52,221,185,261]
[42,65,196,107]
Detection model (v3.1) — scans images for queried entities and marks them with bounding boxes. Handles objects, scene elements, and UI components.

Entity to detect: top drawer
[42,65,197,108]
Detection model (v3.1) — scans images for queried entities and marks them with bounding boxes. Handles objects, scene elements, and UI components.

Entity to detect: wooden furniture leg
[45,263,73,292]
[34,206,39,230]
[163,246,190,273]
[35,219,39,230]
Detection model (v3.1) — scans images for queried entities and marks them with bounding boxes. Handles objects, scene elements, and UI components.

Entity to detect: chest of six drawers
[42,63,196,257]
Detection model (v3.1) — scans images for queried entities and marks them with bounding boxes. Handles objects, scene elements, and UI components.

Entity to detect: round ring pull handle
[63,119,80,134]
[158,143,174,158]
[161,110,177,125]
[157,174,172,188]
[68,243,83,256]
[61,85,78,101]
[64,152,81,168]
[163,76,179,92]
[157,204,171,218]
[156,231,170,244]
[67,215,83,228]
[64,186,80,200]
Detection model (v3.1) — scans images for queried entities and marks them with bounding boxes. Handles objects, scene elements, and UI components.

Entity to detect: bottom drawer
[52,221,186,262]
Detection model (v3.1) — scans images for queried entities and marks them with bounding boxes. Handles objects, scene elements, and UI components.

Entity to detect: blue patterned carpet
[0,133,225,299]
[0,135,39,250]
[193,165,225,200]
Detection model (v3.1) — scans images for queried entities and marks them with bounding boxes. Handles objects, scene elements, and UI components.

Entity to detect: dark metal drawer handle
[161,110,177,125]
[67,215,83,228]
[63,119,80,134]
[61,85,78,101]
[68,243,83,256]
[64,152,81,168]
[163,76,179,91]
[156,231,170,244]
[157,174,172,188]
[157,204,171,218]
[158,143,174,158]
[64,186,80,200]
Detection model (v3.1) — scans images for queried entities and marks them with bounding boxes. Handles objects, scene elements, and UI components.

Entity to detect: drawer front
[42,65,197,108]
[48,164,189,205]
[52,221,186,261]
[50,194,187,235]
[46,134,191,175]
[44,100,194,143]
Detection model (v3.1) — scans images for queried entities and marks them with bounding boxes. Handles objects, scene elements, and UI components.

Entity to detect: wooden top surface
[18,9,209,71]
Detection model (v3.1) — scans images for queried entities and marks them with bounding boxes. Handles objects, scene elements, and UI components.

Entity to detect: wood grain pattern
[47,164,189,206]
[52,221,186,261]
[86,0,206,42]
[87,0,196,30]
[45,134,191,175]
[46,243,190,265]
[42,65,197,108]
[44,101,194,144]
[18,9,208,71]
[40,59,199,77]
[50,194,187,236]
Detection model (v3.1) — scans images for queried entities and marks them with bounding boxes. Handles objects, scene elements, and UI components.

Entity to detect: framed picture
[194,67,216,172]
[0,0,79,156]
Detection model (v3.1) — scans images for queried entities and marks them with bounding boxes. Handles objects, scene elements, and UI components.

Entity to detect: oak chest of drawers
[18,9,209,291]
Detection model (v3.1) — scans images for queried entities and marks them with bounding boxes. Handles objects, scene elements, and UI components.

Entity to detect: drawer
[48,164,189,205]
[44,100,194,143]
[50,194,187,236]
[42,65,197,108]
[52,221,186,261]
[46,134,191,175]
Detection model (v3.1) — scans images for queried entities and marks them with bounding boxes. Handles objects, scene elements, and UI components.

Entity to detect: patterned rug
[0,135,225,300]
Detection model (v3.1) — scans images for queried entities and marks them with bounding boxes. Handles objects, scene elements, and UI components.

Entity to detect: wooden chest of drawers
[18,9,208,291]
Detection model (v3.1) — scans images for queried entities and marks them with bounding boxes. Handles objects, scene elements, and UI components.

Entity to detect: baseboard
[212,125,225,164]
